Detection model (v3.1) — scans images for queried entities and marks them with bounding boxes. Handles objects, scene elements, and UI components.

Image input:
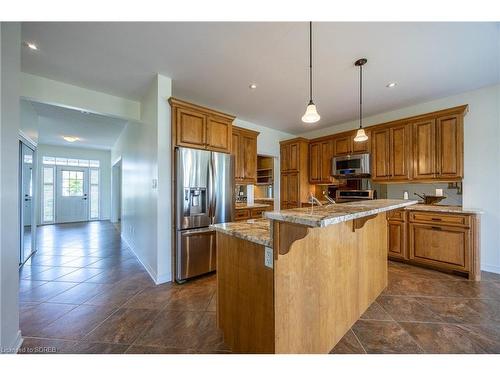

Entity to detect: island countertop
[404,204,483,214]
[264,199,418,228]
[211,218,271,247]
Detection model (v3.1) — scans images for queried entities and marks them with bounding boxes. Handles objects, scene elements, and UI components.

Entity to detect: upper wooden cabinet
[412,118,436,180]
[332,131,369,157]
[169,97,235,153]
[371,124,411,182]
[232,126,259,184]
[280,138,312,208]
[309,139,333,184]
[436,114,463,179]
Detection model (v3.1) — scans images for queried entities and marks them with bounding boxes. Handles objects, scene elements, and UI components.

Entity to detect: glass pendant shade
[354,127,368,142]
[301,102,320,123]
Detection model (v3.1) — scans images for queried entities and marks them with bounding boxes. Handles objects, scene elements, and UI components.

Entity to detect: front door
[56,166,89,223]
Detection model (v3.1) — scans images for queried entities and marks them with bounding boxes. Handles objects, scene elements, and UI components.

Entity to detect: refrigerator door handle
[210,153,217,224]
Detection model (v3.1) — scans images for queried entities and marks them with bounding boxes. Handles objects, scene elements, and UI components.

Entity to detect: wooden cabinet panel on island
[280,138,311,208]
[232,126,259,184]
[169,97,235,153]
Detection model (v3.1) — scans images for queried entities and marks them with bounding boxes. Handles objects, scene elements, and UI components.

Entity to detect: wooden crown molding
[168,97,236,121]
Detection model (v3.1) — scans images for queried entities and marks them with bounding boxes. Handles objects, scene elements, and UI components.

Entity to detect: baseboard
[119,232,159,284]
[8,330,23,354]
[482,263,500,274]
[156,272,172,285]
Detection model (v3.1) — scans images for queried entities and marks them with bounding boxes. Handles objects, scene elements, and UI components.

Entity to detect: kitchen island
[212,199,418,353]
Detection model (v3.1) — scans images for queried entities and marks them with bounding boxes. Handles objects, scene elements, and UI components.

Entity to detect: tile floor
[19,221,500,354]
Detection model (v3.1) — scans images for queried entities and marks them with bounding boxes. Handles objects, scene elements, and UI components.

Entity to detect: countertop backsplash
[374,182,463,206]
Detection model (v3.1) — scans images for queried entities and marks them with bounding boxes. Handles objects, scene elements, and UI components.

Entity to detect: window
[61,170,84,197]
[43,156,99,168]
[90,169,99,219]
[43,167,55,223]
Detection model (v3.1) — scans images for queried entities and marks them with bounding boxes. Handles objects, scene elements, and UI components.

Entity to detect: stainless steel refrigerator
[175,147,233,282]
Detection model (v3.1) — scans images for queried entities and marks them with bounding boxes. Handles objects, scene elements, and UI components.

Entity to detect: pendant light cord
[359,63,363,129]
[309,21,313,104]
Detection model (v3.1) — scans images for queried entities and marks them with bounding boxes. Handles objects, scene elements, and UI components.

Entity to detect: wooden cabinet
[331,131,369,157]
[235,205,271,221]
[232,126,259,184]
[371,124,411,182]
[309,139,333,184]
[412,118,436,180]
[388,208,480,280]
[169,97,235,153]
[436,114,463,179]
[280,139,311,209]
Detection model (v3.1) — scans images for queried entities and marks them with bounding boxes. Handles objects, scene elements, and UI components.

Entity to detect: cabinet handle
[431,226,442,231]
[431,218,442,221]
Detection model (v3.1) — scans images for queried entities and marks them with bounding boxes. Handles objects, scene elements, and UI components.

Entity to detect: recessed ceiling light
[63,136,79,143]
[24,42,38,51]
[249,83,257,89]
[386,82,397,88]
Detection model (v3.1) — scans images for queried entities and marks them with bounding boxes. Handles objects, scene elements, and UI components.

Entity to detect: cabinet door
[287,172,300,206]
[280,173,288,206]
[371,128,390,180]
[412,119,436,180]
[388,220,407,260]
[409,223,469,271]
[309,142,321,183]
[242,134,257,182]
[390,124,411,180]
[207,116,231,152]
[176,108,206,148]
[320,140,333,182]
[333,136,350,156]
[351,134,369,154]
[280,144,289,172]
[232,131,243,181]
[288,143,299,171]
[436,114,462,179]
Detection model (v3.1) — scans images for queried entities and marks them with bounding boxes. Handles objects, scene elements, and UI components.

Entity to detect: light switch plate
[264,247,273,269]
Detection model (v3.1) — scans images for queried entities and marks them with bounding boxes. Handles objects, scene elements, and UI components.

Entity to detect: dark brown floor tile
[123,284,179,310]
[65,341,129,354]
[459,323,500,352]
[19,265,51,278]
[20,302,77,336]
[19,281,79,302]
[388,261,462,281]
[55,267,105,283]
[48,282,109,304]
[164,285,215,312]
[464,298,500,323]
[400,322,494,354]
[193,312,229,351]
[377,295,443,323]
[330,330,366,354]
[126,345,198,354]
[416,297,483,324]
[84,282,145,308]
[19,280,47,293]
[18,337,77,354]
[384,273,455,298]
[60,257,102,268]
[481,271,500,282]
[84,308,159,344]
[39,304,118,340]
[352,320,424,354]
[134,309,204,349]
[24,266,81,282]
[360,301,393,321]
[207,294,216,312]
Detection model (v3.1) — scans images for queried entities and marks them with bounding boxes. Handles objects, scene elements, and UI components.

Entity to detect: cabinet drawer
[409,211,470,227]
[409,223,470,271]
[387,209,405,222]
[235,209,250,221]
[251,208,268,219]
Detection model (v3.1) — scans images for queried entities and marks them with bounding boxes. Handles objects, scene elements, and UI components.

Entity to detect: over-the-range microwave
[331,153,370,178]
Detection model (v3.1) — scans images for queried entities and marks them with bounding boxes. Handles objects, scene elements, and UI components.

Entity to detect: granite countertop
[264,199,418,228]
[235,202,271,209]
[211,219,271,247]
[404,204,483,214]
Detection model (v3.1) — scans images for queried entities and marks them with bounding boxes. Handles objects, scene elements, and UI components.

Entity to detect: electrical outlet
[264,247,273,269]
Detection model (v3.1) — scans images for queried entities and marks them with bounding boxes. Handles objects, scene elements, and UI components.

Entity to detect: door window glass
[90,169,99,219]
[62,170,84,196]
[43,166,55,222]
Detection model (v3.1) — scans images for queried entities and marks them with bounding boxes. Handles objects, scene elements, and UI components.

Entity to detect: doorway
[111,159,122,225]
[19,141,36,265]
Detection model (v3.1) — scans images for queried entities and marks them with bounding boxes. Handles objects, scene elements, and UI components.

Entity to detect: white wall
[36,144,112,222]
[20,99,39,145]
[21,73,141,121]
[111,74,172,284]
[0,22,22,352]
[300,84,500,273]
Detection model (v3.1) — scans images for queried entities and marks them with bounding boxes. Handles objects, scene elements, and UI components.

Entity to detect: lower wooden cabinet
[387,209,480,280]
[235,206,271,221]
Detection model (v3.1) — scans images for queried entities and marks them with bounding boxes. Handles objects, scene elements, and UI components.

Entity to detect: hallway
[18,221,225,354]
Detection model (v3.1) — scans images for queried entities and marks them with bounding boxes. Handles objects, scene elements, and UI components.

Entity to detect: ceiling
[30,101,127,150]
[21,22,500,134]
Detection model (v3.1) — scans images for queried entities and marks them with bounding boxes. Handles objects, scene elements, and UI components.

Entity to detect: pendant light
[354,58,369,142]
[302,22,320,124]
